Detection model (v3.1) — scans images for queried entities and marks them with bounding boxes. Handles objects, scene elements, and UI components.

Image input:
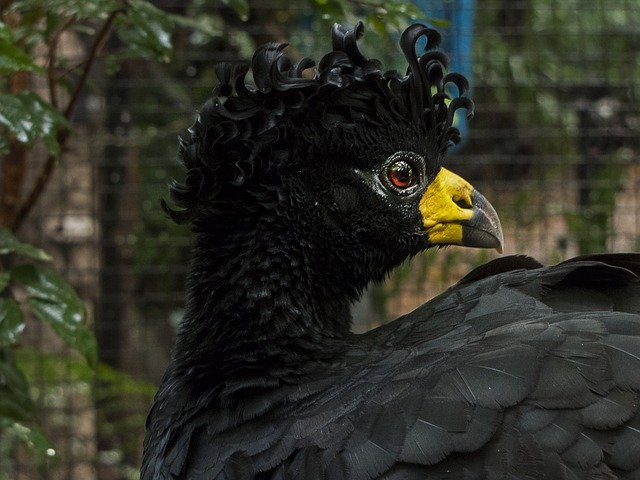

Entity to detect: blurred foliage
[0,228,94,466]
[567,163,624,254]
[472,1,639,255]
[1,348,156,478]
[0,0,199,471]
[0,90,68,157]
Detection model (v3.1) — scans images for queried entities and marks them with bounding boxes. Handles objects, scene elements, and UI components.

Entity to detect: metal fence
[3,0,640,478]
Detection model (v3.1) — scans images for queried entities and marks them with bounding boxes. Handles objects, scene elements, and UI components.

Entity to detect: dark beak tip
[463,189,504,253]
[462,225,504,252]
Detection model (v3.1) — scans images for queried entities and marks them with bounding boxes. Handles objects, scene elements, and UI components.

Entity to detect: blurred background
[1,0,639,478]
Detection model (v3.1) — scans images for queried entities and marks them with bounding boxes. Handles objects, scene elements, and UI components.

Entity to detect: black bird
[142,22,640,479]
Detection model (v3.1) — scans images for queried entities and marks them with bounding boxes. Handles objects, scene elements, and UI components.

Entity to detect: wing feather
[143,254,640,479]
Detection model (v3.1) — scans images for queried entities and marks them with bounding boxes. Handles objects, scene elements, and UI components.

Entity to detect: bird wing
[144,254,640,480]
[279,254,640,479]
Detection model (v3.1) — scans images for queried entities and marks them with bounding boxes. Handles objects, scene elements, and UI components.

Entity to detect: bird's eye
[387,160,416,189]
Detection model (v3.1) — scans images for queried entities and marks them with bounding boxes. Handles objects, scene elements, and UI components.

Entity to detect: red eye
[387,160,415,189]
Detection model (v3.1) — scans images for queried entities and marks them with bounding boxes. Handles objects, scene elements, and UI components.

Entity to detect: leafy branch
[10,8,123,232]
[0,226,96,459]
[0,0,187,463]
[0,0,178,232]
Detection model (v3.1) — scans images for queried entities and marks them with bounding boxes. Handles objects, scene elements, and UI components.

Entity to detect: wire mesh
[3,0,640,477]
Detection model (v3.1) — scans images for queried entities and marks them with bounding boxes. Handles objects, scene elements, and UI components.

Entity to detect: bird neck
[173,220,355,369]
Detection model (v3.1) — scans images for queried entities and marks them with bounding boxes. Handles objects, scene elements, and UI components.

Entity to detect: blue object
[413,0,475,148]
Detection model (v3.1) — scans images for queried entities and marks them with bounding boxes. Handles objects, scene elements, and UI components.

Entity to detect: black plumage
[142,22,640,479]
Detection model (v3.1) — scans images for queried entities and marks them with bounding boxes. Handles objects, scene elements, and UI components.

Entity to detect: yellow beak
[419,167,503,252]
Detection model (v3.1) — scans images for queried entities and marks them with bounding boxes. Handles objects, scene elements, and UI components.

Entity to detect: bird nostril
[453,196,472,209]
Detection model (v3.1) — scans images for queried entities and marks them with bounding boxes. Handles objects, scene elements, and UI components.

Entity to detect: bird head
[165,22,503,287]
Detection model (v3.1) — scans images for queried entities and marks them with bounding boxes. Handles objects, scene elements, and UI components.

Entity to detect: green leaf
[0,350,34,421]
[312,0,347,24]
[116,0,173,63]
[427,17,452,28]
[0,227,52,261]
[167,12,223,39]
[0,299,25,347]
[0,91,68,157]
[0,21,45,74]
[0,136,9,156]
[0,271,9,292]
[11,0,121,20]
[17,348,91,381]
[0,419,56,459]
[367,14,388,38]
[11,265,97,368]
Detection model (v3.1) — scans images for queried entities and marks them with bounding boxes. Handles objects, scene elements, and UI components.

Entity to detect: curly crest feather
[164,21,474,224]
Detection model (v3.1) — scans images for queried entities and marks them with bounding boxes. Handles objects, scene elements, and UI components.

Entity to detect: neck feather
[173,220,356,369]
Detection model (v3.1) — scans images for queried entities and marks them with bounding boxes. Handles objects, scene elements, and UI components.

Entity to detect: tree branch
[0,11,28,229]
[0,0,15,14]
[10,9,125,232]
[0,136,28,228]
[64,8,123,118]
[47,15,76,109]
